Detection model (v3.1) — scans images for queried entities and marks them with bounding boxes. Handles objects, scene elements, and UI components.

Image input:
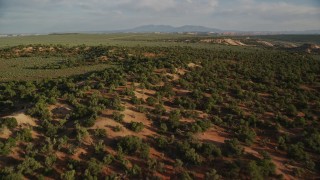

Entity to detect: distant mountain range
[109,25,320,35]
[2,25,319,36]
[123,25,222,33]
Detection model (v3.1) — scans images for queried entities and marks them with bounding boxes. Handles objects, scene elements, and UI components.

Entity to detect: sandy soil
[49,103,73,119]
[93,114,131,139]
[282,43,298,48]
[143,52,157,58]
[2,111,41,139]
[257,41,274,47]
[224,39,246,46]
[187,62,202,68]
[134,90,152,101]
[165,68,187,81]
[4,111,36,127]
[99,56,109,61]
[55,151,67,161]
[0,127,12,139]
[150,147,175,179]
[72,148,88,161]
[166,73,180,81]
[176,68,187,75]
[196,126,294,179]
[22,47,34,52]
[201,38,247,46]
[187,62,197,68]
[122,104,157,137]
[196,126,229,144]
[93,100,157,140]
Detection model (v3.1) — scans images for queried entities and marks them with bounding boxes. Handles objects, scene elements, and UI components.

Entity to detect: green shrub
[236,126,256,145]
[184,148,202,165]
[84,158,103,178]
[94,128,107,138]
[17,157,43,175]
[177,141,202,165]
[127,164,142,177]
[287,143,308,161]
[177,171,193,180]
[246,161,263,180]
[130,96,142,105]
[61,170,76,180]
[26,100,50,119]
[0,137,16,155]
[153,104,166,116]
[258,158,276,177]
[17,128,33,142]
[201,142,222,157]
[0,117,18,129]
[205,169,221,180]
[155,136,169,150]
[117,136,150,158]
[81,116,96,127]
[129,122,144,132]
[112,111,125,122]
[223,139,244,157]
[146,97,157,106]
[0,167,23,180]
[113,125,122,132]
[304,130,320,153]
[287,104,298,116]
[190,120,211,133]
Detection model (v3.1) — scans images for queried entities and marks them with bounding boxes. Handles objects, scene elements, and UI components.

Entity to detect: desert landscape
[1,0,320,179]
[0,34,319,179]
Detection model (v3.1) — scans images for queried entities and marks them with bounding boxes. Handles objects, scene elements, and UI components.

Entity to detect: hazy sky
[0,0,319,33]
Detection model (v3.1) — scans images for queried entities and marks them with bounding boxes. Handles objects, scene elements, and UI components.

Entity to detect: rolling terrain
[0,34,320,179]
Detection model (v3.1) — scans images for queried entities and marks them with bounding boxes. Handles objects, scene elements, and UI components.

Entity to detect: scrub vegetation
[0,34,319,179]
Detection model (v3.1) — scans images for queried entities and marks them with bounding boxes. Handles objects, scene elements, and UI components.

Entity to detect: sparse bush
[0,137,16,155]
[117,136,149,158]
[201,142,222,157]
[84,158,103,178]
[61,170,76,180]
[205,169,221,180]
[112,111,125,122]
[146,97,157,106]
[223,139,244,157]
[129,122,144,132]
[236,126,256,145]
[0,117,18,129]
[17,128,33,142]
[94,128,107,138]
[17,157,43,175]
[287,143,308,161]
[113,125,122,132]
